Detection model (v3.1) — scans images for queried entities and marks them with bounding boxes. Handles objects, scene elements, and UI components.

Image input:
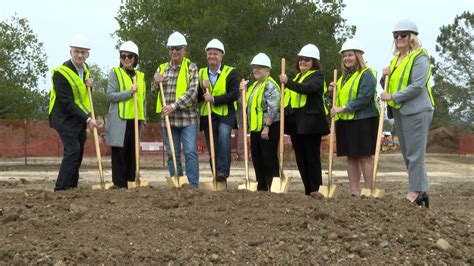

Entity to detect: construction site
[0,120,473,264]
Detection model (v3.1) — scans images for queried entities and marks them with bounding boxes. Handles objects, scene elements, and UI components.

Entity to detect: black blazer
[284,70,330,135]
[49,60,90,132]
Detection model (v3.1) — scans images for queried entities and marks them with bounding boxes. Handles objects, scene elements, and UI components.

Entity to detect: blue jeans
[162,123,199,188]
[203,121,232,177]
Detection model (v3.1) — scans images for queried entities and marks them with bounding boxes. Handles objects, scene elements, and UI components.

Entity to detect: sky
[1,0,472,92]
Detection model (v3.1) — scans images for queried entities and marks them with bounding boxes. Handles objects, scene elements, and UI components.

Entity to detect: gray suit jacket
[392,53,435,116]
[105,69,145,147]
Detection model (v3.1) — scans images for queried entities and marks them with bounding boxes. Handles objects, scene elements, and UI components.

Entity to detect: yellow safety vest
[284,70,328,114]
[335,68,377,120]
[246,76,280,132]
[198,65,235,116]
[113,67,146,120]
[387,48,435,109]
[49,64,90,115]
[155,58,191,113]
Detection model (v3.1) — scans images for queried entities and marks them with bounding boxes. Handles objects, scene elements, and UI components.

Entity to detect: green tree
[114,0,355,121]
[0,16,48,119]
[431,11,473,130]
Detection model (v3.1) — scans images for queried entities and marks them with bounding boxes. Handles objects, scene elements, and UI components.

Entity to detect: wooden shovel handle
[205,87,217,180]
[87,86,105,187]
[159,82,179,180]
[279,58,286,178]
[241,79,250,184]
[133,76,140,179]
[372,76,389,190]
[327,69,337,186]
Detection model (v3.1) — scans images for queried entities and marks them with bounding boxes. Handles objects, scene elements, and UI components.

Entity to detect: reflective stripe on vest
[48,65,91,115]
[198,65,235,116]
[113,67,146,120]
[283,70,328,114]
[335,68,377,120]
[246,76,280,132]
[387,48,435,109]
[155,58,190,113]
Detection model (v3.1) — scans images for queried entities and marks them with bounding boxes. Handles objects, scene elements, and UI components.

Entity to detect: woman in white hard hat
[105,41,146,188]
[279,44,330,195]
[240,53,280,191]
[380,20,435,207]
[329,38,379,196]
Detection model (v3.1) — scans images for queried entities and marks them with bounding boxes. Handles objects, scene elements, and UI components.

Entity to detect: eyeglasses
[120,54,135,60]
[298,57,312,62]
[393,31,410,39]
[168,46,185,51]
[72,49,89,55]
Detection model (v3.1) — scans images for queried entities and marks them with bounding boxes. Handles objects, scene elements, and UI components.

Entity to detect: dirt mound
[427,127,458,153]
[1,186,472,264]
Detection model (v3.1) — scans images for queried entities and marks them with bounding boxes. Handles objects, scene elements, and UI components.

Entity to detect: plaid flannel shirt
[154,60,199,127]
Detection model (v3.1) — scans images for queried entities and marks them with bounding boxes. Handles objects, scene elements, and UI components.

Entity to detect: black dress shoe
[414,192,430,208]
[216,173,227,182]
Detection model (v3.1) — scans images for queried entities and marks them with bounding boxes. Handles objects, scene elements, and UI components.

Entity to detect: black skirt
[335,116,378,157]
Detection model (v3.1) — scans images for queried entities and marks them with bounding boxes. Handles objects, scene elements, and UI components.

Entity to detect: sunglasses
[120,54,135,60]
[298,57,312,62]
[393,31,410,39]
[168,46,185,51]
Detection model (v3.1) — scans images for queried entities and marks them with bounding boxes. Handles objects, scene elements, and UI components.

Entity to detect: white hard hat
[119,41,139,56]
[70,34,90,50]
[250,53,271,68]
[393,19,418,35]
[298,44,320,60]
[167,32,187,46]
[205,39,225,54]
[339,38,364,54]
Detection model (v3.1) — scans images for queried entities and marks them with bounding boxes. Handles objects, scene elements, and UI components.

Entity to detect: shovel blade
[166,175,189,188]
[92,182,114,190]
[127,179,150,189]
[318,184,338,198]
[360,188,385,198]
[270,176,292,194]
[200,180,227,191]
[237,181,258,192]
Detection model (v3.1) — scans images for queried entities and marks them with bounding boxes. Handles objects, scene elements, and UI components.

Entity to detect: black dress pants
[250,122,280,191]
[290,134,323,195]
[111,120,136,188]
[55,127,86,191]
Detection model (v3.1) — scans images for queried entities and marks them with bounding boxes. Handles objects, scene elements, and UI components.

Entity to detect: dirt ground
[0,153,473,264]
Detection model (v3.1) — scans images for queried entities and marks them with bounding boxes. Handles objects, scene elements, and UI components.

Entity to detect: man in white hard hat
[153,32,200,188]
[198,39,239,182]
[48,34,97,191]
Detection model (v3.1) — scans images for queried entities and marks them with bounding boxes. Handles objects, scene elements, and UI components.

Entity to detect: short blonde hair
[341,50,367,74]
[392,32,422,55]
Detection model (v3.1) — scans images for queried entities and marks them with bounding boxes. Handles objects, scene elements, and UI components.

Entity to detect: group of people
[48,19,434,207]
